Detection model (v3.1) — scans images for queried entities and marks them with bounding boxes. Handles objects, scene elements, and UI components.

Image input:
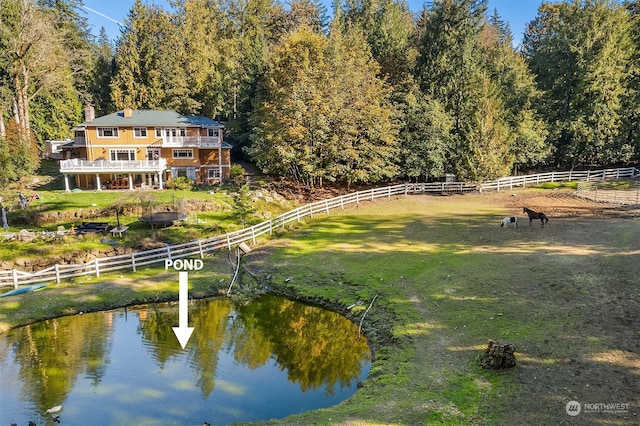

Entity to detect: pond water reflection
[0,294,371,425]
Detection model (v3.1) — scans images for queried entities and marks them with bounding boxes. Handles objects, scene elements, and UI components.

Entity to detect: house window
[146,148,160,160]
[97,127,119,138]
[207,128,219,137]
[172,167,196,180]
[178,128,186,137]
[134,127,148,138]
[110,149,136,161]
[208,168,221,179]
[155,128,162,138]
[172,149,193,159]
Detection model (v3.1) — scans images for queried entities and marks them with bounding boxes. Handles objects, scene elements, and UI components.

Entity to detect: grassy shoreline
[2,191,638,425]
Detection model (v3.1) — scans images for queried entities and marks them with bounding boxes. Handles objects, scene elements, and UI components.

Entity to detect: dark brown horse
[523,207,549,227]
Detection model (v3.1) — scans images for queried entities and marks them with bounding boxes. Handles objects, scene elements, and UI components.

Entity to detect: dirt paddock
[476,190,639,424]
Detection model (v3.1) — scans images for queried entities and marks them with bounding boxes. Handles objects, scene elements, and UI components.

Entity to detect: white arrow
[172,271,194,349]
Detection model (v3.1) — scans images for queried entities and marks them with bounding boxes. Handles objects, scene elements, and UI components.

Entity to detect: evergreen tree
[464,75,512,180]
[222,0,273,157]
[397,82,454,181]
[87,28,115,116]
[340,0,416,86]
[231,183,256,226]
[111,0,175,109]
[481,16,549,172]
[621,0,640,160]
[269,0,328,42]
[173,0,227,116]
[416,0,492,179]
[524,0,636,167]
[38,0,94,103]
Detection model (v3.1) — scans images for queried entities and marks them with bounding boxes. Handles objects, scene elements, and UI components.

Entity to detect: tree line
[1,0,639,188]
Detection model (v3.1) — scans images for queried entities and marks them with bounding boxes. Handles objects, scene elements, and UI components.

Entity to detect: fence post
[325,200,330,214]
[198,240,204,258]
[95,258,100,277]
[166,246,172,260]
[55,264,60,284]
[131,252,137,272]
[12,270,18,289]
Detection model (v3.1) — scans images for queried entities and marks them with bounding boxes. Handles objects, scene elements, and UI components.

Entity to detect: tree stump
[479,339,516,369]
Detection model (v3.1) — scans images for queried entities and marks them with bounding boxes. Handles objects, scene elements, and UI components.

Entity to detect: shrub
[230,164,245,182]
[166,177,194,191]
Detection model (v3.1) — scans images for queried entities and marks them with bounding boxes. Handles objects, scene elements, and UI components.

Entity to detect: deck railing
[1,167,638,289]
[160,136,221,147]
[60,158,167,173]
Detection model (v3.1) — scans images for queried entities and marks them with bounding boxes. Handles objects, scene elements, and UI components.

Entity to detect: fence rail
[1,167,638,290]
[575,181,640,206]
[479,167,640,191]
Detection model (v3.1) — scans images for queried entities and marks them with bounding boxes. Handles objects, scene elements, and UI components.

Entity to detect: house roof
[81,110,225,128]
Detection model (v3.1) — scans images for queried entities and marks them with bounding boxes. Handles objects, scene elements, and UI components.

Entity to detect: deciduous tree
[249,25,398,187]
[0,0,71,177]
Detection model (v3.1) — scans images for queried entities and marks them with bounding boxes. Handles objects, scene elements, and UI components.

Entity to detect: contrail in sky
[82,5,124,27]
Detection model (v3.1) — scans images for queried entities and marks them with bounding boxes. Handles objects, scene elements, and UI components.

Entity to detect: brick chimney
[84,104,95,122]
[124,108,133,118]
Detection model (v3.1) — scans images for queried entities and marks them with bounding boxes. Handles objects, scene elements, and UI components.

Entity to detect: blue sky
[82,0,544,47]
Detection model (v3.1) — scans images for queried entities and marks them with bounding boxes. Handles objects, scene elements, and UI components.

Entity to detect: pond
[0,294,371,425]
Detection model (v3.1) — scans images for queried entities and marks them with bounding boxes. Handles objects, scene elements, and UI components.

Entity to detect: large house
[59,106,231,191]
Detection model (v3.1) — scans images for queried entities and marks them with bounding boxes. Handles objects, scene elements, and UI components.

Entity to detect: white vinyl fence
[1,167,638,290]
[479,167,640,191]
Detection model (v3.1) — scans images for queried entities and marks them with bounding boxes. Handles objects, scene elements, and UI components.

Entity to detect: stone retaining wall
[0,241,168,273]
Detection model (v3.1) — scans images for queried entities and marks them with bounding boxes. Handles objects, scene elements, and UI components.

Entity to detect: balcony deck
[160,136,221,147]
[60,158,167,174]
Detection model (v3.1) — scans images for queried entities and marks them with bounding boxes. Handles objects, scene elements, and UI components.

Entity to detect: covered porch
[59,159,168,192]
